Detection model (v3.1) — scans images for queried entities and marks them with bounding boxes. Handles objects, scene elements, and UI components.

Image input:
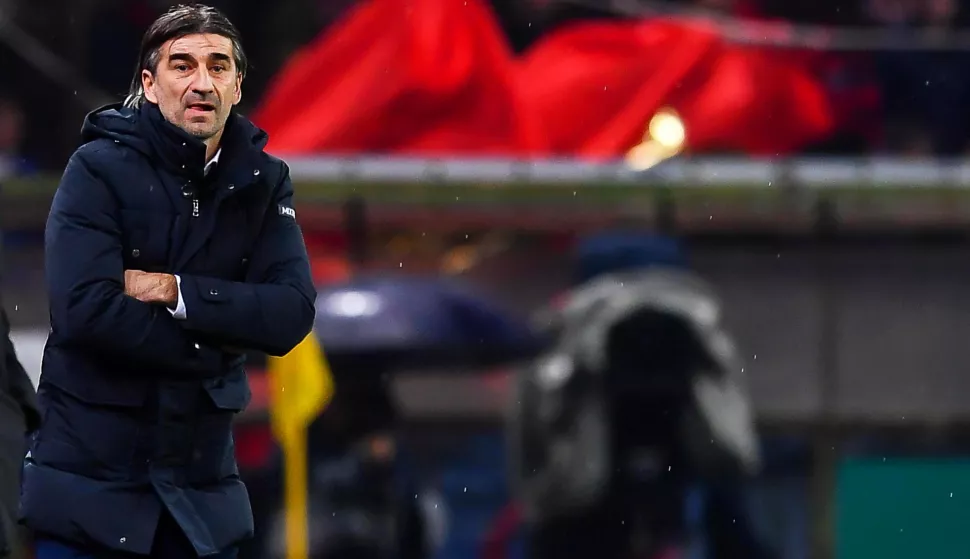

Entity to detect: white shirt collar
[204,148,222,176]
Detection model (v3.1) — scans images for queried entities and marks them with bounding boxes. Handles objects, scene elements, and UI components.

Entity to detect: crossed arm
[46,151,316,371]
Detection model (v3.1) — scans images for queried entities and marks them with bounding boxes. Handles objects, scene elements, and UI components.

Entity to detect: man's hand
[124,270,178,308]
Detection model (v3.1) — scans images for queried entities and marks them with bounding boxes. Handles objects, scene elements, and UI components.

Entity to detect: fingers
[123,269,150,300]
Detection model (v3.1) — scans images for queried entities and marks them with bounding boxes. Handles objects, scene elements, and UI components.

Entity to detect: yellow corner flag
[267,332,335,559]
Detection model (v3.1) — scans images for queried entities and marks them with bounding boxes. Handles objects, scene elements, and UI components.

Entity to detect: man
[20,5,316,558]
[0,302,40,559]
[513,233,768,559]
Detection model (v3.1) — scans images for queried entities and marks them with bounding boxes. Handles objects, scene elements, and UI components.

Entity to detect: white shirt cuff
[167,274,187,320]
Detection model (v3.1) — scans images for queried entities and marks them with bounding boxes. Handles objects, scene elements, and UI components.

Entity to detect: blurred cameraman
[0,300,40,558]
[509,234,773,559]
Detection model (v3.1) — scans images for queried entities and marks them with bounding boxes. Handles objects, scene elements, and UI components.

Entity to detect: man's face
[141,33,242,141]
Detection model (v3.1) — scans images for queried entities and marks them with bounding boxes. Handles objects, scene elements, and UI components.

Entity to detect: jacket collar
[136,102,262,186]
[205,148,221,176]
[137,102,210,180]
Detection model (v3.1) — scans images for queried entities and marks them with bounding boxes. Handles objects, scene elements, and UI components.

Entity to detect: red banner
[253,0,543,156]
[254,0,835,158]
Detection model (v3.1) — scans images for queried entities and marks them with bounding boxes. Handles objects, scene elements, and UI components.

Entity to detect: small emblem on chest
[278,205,296,219]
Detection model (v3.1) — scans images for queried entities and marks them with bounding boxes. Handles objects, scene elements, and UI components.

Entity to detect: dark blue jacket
[20,103,316,556]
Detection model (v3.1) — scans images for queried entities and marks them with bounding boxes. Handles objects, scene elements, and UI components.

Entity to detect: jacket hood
[80,103,269,178]
[81,104,148,153]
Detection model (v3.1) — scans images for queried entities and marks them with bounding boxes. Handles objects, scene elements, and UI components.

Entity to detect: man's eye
[175,64,190,72]
[211,65,225,73]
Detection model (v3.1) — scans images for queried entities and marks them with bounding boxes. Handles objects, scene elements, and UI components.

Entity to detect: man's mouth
[187,103,215,112]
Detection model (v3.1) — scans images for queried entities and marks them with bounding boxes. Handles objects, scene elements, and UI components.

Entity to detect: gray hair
[124,4,247,109]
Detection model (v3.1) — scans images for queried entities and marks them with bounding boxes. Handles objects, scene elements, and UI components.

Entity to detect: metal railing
[8,155,970,187]
[280,155,970,187]
[9,156,970,233]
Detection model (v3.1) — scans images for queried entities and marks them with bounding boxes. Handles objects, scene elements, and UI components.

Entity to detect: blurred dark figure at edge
[0,299,40,558]
[19,3,315,559]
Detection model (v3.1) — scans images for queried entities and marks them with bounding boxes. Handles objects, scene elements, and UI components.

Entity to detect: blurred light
[366,434,396,462]
[324,290,382,317]
[537,354,573,390]
[625,108,686,172]
[441,245,478,274]
[649,109,686,150]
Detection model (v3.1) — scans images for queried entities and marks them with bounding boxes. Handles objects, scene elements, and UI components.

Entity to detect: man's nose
[191,69,215,93]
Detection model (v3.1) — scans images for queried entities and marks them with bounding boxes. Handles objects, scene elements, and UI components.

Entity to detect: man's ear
[141,69,158,104]
[233,73,242,106]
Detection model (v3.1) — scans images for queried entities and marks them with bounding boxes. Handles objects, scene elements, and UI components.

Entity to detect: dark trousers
[34,513,238,559]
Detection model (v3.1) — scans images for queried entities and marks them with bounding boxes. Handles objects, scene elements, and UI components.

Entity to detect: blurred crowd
[2,0,970,172]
